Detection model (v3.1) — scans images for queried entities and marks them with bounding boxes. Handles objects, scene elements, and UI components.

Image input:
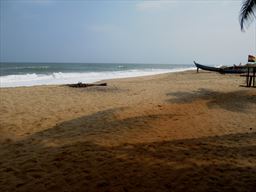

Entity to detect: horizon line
[0,61,194,65]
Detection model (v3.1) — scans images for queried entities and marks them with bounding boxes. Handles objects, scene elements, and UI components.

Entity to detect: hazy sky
[0,0,255,65]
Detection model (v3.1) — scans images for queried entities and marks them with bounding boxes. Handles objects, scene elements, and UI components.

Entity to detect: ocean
[0,63,194,87]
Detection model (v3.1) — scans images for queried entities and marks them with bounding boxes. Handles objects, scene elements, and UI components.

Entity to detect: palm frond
[240,0,256,31]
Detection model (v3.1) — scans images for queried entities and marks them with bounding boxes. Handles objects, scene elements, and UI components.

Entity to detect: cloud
[135,1,176,11]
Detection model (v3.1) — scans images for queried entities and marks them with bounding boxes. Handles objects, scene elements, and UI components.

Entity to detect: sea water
[0,63,194,87]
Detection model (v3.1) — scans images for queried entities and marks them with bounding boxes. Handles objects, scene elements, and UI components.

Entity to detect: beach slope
[0,71,256,192]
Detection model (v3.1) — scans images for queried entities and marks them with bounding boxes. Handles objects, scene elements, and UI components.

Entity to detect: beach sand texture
[0,71,256,192]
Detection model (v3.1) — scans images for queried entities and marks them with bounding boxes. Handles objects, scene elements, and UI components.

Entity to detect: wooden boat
[194,61,246,74]
[194,61,221,72]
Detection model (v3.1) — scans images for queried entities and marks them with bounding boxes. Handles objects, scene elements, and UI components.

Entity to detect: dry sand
[0,70,256,192]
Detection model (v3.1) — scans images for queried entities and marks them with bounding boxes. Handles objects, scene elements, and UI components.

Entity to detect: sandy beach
[0,70,256,192]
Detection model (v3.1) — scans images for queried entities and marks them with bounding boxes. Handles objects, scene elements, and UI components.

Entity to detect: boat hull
[194,62,221,72]
[194,61,246,74]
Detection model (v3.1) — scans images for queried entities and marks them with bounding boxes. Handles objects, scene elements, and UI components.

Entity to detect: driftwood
[68,82,107,88]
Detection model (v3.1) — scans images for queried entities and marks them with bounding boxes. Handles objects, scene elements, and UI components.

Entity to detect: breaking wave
[0,67,195,87]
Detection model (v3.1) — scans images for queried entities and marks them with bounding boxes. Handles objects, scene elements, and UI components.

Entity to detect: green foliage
[240,0,256,31]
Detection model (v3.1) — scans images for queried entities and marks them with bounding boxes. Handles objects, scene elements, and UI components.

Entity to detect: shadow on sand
[0,106,256,192]
[166,88,256,113]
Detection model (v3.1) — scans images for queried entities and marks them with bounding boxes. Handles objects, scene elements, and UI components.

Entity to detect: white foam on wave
[0,67,195,88]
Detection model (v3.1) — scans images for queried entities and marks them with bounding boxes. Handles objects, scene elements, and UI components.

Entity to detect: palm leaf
[240,0,256,31]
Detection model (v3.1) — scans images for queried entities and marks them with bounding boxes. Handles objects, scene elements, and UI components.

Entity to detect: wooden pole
[253,67,256,87]
[247,67,249,87]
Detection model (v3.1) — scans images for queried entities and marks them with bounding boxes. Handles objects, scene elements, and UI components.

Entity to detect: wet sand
[0,70,256,192]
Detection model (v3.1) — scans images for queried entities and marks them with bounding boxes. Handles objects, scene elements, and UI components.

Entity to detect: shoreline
[0,67,195,88]
[1,70,256,191]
